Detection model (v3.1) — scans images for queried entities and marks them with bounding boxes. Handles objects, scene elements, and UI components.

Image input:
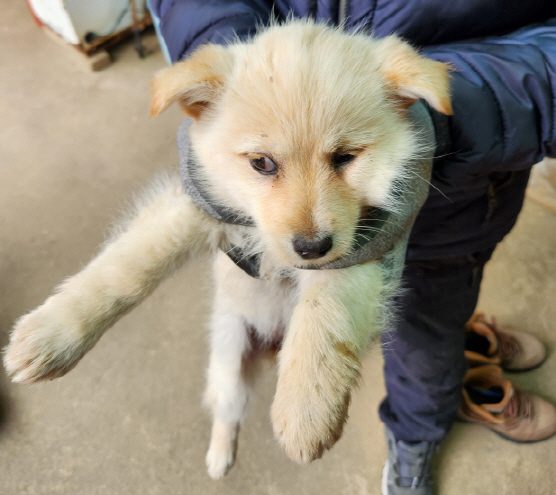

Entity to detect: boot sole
[457,419,556,444]
[492,428,556,444]
[467,356,547,373]
[502,355,548,373]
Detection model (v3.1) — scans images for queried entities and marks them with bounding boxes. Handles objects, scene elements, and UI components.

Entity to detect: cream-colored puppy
[4,22,451,479]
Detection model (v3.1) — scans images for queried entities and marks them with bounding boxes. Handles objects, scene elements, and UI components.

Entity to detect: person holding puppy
[148,1,556,493]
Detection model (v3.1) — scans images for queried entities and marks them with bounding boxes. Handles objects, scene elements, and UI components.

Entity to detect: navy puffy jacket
[149,0,556,259]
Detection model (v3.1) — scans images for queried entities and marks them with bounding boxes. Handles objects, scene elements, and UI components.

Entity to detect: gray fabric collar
[177,102,434,278]
[178,122,253,227]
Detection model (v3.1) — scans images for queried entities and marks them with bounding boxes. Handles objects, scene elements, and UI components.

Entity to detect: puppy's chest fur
[214,224,299,346]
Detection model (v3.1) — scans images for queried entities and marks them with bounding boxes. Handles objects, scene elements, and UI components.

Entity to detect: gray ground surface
[1,3,555,494]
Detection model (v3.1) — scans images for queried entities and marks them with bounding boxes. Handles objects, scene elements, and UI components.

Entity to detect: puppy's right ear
[150,44,233,119]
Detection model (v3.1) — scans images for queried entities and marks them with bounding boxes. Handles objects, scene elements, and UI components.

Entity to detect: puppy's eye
[250,156,277,175]
[331,152,356,168]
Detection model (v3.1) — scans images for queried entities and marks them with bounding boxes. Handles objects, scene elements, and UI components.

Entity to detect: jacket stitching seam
[310,0,317,17]
[368,0,378,30]
[341,0,349,25]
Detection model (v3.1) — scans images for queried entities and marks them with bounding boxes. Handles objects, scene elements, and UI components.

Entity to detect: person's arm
[331,19,556,262]
[424,19,556,182]
[148,0,273,62]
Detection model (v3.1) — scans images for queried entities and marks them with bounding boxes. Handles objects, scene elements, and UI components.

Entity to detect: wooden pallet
[40,10,154,71]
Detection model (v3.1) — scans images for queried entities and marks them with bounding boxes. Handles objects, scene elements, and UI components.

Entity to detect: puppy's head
[151,22,452,268]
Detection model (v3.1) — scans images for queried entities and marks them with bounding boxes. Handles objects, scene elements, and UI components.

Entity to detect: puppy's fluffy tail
[4,172,216,383]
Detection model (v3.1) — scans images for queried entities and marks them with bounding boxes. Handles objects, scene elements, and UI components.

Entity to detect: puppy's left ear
[376,37,453,115]
[150,44,234,119]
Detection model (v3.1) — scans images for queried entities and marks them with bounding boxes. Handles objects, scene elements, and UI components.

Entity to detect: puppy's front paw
[271,386,351,464]
[271,344,358,464]
[3,300,94,383]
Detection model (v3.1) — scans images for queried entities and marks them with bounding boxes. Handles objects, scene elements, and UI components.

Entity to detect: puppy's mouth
[293,256,343,270]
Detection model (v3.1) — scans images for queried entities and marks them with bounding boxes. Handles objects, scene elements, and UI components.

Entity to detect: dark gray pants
[379,250,493,443]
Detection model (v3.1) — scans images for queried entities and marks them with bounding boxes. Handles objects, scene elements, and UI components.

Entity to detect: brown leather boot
[464,313,546,371]
[459,365,556,443]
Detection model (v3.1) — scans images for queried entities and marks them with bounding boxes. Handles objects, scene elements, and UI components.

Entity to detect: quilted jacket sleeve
[148,0,272,62]
[424,19,556,182]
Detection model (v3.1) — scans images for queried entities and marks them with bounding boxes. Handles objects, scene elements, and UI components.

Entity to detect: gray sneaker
[381,428,437,495]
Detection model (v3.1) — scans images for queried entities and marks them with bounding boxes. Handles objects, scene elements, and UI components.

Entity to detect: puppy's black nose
[292,235,333,260]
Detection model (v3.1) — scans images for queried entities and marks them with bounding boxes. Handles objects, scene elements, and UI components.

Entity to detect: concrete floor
[1,3,555,494]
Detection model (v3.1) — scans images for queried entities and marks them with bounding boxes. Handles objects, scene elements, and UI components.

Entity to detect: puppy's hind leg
[4,173,216,383]
[204,307,251,480]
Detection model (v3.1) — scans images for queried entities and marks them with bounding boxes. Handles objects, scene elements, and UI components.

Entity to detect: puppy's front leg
[271,263,385,464]
[4,174,215,383]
